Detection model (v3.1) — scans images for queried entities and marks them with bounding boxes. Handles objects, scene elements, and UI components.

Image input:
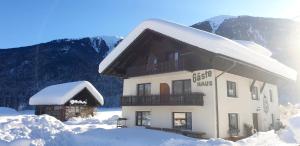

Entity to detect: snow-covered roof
[29,81,104,105]
[98,19,297,81]
[234,40,272,57]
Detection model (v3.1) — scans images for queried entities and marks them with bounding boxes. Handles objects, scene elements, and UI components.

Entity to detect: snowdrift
[0,107,299,146]
[0,107,19,116]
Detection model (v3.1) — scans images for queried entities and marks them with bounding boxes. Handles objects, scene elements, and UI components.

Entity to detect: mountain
[0,36,123,109]
[1,16,299,109]
[192,15,300,104]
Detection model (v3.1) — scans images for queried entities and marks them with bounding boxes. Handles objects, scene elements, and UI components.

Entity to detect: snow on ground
[0,107,19,116]
[279,113,300,144]
[0,107,299,146]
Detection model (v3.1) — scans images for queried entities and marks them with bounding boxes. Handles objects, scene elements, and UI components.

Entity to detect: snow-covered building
[29,81,104,121]
[98,19,297,138]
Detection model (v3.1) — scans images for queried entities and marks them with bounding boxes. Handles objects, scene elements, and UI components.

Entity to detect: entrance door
[160,83,170,103]
[253,113,259,131]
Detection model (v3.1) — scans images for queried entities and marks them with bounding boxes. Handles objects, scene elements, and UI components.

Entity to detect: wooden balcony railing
[121,92,204,106]
[126,60,186,77]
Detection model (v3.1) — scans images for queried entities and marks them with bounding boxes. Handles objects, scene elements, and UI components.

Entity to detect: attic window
[147,54,158,65]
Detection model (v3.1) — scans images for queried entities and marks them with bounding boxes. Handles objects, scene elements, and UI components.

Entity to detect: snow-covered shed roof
[29,81,104,105]
[98,19,297,81]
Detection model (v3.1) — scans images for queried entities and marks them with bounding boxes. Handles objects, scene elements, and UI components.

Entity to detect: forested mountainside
[0,36,123,109]
[1,16,299,110]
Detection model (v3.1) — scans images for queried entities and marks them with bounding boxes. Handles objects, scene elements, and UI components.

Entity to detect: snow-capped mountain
[1,16,300,110]
[0,36,123,109]
[89,36,122,54]
[204,15,237,33]
[192,15,300,104]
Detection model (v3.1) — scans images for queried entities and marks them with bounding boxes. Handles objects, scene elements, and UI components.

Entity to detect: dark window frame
[251,86,259,100]
[228,113,239,130]
[135,111,151,126]
[271,114,275,127]
[137,83,151,96]
[172,112,192,130]
[269,89,273,102]
[172,79,191,95]
[227,81,237,97]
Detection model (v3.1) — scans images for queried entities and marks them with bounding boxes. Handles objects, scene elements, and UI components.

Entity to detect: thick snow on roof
[234,40,272,57]
[98,19,297,81]
[29,81,104,105]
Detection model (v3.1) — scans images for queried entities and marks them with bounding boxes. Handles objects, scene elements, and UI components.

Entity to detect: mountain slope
[192,15,300,103]
[0,36,122,109]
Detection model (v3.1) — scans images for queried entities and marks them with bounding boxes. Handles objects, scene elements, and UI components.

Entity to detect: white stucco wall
[121,69,279,138]
[122,70,217,138]
[215,69,279,138]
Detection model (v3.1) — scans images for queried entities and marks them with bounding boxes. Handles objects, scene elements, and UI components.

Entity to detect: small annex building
[29,81,104,121]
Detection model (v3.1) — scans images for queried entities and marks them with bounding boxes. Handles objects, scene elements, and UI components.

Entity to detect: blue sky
[0,0,299,48]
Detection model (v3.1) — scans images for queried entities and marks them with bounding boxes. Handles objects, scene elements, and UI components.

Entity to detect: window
[167,51,179,69]
[147,53,158,66]
[136,111,151,126]
[271,114,275,127]
[228,113,239,136]
[269,89,273,102]
[251,86,259,100]
[146,54,158,71]
[227,81,237,97]
[137,83,151,96]
[229,113,239,129]
[167,51,179,62]
[173,112,192,130]
[172,79,191,95]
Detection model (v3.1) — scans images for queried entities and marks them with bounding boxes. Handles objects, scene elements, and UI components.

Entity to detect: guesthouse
[29,81,104,121]
[98,19,297,138]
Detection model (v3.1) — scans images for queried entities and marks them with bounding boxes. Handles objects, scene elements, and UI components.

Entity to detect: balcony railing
[126,60,186,77]
[121,92,204,106]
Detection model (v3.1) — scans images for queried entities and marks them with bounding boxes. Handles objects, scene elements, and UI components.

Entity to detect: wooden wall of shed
[35,105,96,121]
[64,106,96,120]
[35,105,65,121]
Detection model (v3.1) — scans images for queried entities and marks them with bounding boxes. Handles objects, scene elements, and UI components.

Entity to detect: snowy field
[0,107,299,146]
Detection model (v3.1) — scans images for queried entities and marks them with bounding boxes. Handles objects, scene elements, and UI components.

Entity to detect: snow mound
[287,114,300,143]
[0,107,299,146]
[0,107,19,116]
[238,130,294,146]
[0,114,66,145]
[161,138,235,146]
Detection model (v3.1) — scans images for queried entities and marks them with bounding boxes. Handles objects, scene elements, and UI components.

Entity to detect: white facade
[97,19,293,139]
[122,69,279,138]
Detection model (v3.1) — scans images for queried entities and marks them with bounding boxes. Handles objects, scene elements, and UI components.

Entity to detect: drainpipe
[214,56,237,138]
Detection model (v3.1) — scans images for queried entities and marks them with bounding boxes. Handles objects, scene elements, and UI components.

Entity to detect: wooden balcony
[121,92,204,106]
[126,60,187,77]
